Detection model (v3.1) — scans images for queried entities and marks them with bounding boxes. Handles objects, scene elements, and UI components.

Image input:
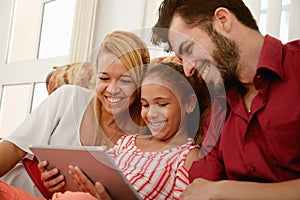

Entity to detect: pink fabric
[0,180,44,200]
[0,180,96,200]
[52,191,97,200]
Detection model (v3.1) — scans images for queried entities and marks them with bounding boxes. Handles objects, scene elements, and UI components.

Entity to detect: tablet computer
[29,145,141,200]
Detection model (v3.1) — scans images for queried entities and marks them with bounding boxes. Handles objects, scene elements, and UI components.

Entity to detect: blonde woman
[0,61,209,200]
[0,30,150,198]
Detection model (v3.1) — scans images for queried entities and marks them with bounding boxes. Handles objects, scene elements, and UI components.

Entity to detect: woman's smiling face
[96,53,137,115]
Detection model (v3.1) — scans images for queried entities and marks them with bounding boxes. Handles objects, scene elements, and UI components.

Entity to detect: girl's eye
[141,103,149,108]
[98,77,109,81]
[158,103,168,107]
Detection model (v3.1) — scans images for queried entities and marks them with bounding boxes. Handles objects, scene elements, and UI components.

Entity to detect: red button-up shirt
[189,35,300,182]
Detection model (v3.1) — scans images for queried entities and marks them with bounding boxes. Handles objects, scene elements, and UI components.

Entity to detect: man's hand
[180,178,220,200]
[181,177,300,200]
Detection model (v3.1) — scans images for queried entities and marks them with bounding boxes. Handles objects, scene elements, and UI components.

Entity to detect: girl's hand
[38,160,66,193]
[69,165,112,200]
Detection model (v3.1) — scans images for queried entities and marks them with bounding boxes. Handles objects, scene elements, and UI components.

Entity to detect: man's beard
[206,25,240,90]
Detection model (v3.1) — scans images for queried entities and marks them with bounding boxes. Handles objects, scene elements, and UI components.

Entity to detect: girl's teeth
[150,121,164,127]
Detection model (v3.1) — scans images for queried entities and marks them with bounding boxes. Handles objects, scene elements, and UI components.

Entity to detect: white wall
[0,0,14,64]
[91,0,164,59]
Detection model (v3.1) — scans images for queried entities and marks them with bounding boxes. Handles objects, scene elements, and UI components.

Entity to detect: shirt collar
[257,34,284,79]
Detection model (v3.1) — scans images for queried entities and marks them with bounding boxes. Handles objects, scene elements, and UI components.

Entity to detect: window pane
[259,0,291,43]
[280,0,290,43]
[259,0,268,36]
[7,0,43,63]
[38,0,76,59]
[31,82,48,112]
[0,84,31,138]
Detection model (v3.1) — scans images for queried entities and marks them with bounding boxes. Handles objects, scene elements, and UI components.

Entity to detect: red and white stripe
[108,135,199,200]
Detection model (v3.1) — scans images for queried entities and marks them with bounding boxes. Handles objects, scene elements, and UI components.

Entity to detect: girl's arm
[184,148,200,170]
[173,147,200,199]
[0,140,26,176]
[68,165,112,200]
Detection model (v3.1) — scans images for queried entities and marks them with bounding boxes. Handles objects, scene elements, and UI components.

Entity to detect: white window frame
[0,0,97,137]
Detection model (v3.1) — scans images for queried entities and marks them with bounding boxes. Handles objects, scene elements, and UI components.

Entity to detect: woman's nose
[106,81,120,94]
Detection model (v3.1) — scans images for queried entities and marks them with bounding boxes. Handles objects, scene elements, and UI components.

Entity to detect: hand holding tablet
[29,145,141,200]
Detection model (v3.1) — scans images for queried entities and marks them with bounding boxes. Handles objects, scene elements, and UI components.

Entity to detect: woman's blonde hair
[94,30,150,132]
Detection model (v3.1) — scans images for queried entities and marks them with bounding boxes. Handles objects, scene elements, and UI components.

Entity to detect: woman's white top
[0,85,94,196]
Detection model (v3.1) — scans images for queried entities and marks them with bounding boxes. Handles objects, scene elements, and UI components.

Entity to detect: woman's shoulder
[53,85,93,94]
[51,85,94,100]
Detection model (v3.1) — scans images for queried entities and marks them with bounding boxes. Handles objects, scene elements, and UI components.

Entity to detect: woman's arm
[0,140,26,176]
[180,178,300,200]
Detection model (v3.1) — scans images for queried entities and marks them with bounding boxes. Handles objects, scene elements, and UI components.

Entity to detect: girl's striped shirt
[108,134,199,200]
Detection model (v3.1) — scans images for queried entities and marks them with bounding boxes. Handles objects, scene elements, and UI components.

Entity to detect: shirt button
[272,158,278,166]
[248,130,254,137]
[247,164,256,174]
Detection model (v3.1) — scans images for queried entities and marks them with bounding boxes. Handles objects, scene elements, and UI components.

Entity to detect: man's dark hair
[152,0,259,51]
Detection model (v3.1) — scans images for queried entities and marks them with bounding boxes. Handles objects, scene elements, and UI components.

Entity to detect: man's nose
[182,59,195,77]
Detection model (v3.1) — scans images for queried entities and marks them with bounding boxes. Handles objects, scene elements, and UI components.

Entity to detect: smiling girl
[65,61,209,200]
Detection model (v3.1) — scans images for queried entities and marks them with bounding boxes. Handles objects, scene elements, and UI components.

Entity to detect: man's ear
[213,7,232,33]
[185,94,197,114]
